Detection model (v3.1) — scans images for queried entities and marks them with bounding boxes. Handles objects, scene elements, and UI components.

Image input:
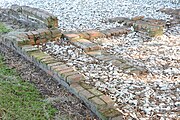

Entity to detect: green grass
[0,55,57,120]
[0,22,10,33]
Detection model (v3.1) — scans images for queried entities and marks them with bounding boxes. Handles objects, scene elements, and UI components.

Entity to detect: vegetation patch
[0,55,57,120]
[0,22,10,33]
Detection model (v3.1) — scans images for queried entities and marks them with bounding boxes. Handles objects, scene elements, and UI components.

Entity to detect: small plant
[0,22,10,33]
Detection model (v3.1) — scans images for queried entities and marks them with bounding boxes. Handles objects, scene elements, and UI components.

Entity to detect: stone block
[76,39,101,52]
[51,64,69,72]
[86,50,102,56]
[120,63,133,70]
[59,67,74,75]
[21,45,39,52]
[50,29,62,38]
[124,66,148,75]
[99,108,120,119]
[66,73,85,84]
[17,38,31,46]
[89,97,107,110]
[96,55,116,62]
[100,30,112,38]
[86,30,105,40]
[64,33,80,40]
[111,115,124,120]
[133,21,149,31]
[78,32,90,39]
[108,28,119,36]
[42,59,57,65]
[60,71,79,80]
[100,95,115,107]
[40,56,54,62]
[79,82,93,89]
[109,59,126,66]
[70,83,85,94]
[125,21,134,27]
[108,17,129,23]
[79,89,95,100]
[147,26,163,37]
[131,16,144,21]
[47,62,63,70]
[30,52,50,60]
[88,88,103,96]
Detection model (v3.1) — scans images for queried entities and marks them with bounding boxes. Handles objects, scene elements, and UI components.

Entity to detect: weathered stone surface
[79,82,93,89]
[86,50,102,56]
[100,30,112,37]
[86,30,105,40]
[104,27,130,36]
[147,26,163,37]
[130,18,165,37]
[89,97,107,110]
[79,89,95,100]
[120,63,133,70]
[109,59,126,66]
[61,71,79,79]
[99,108,120,119]
[34,55,52,61]
[50,29,62,38]
[71,39,101,52]
[64,33,80,40]
[89,88,103,96]
[131,16,145,21]
[59,67,74,75]
[159,8,180,16]
[10,5,58,28]
[111,115,123,120]
[96,55,116,62]
[70,83,85,94]
[16,38,31,46]
[124,67,148,76]
[66,73,85,84]
[29,51,49,60]
[78,32,90,39]
[100,95,115,107]
[42,59,57,65]
[41,57,55,62]
[21,45,39,52]
[51,64,69,72]
[108,17,130,23]
[47,62,63,69]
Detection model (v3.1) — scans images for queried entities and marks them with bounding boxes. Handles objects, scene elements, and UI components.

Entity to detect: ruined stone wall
[0,5,58,29]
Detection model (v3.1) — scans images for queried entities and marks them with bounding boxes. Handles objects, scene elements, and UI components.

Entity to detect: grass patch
[0,56,57,120]
[0,22,10,33]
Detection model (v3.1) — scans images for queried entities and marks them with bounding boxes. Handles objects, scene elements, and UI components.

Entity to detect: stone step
[70,38,101,52]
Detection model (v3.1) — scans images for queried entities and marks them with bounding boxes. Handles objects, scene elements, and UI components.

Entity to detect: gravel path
[39,24,180,119]
[0,0,179,119]
[0,43,99,120]
[0,0,179,31]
